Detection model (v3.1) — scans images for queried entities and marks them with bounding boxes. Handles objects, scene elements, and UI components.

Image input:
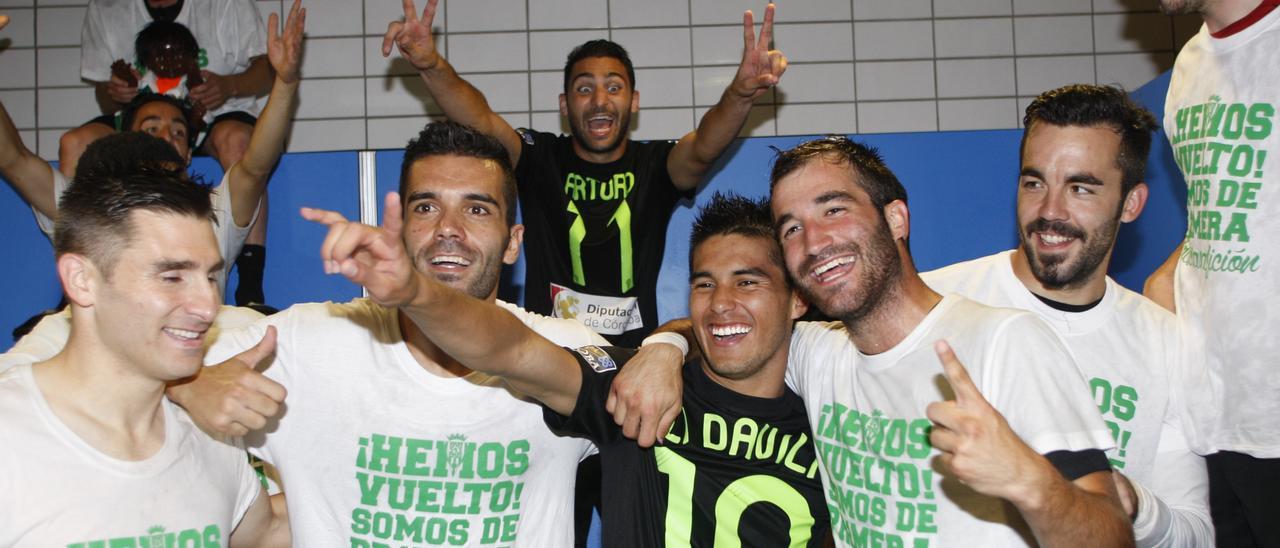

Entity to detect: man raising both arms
[1148,0,1280,544]
[770,137,1133,546]
[0,139,287,545]
[383,0,787,347]
[924,84,1212,546]
[306,192,831,546]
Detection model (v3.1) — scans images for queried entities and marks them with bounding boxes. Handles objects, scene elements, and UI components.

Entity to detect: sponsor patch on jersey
[575,345,617,373]
[550,283,644,335]
[518,128,535,145]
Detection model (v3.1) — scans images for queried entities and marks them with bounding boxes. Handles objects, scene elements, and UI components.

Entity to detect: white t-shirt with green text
[923,250,1212,546]
[204,298,605,547]
[786,295,1113,547]
[1165,6,1280,457]
[0,364,261,545]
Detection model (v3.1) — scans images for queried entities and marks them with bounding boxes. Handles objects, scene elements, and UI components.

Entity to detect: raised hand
[168,326,287,438]
[729,3,787,101]
[301,192,417,307]
[382,0,442,71]
[925,340,1047,501]
[267,0,306,84]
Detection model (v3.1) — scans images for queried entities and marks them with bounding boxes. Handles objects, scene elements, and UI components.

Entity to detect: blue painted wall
[0,74,1186,348]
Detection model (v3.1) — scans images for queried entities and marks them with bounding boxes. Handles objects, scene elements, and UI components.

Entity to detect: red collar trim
[1211,0,1280,38]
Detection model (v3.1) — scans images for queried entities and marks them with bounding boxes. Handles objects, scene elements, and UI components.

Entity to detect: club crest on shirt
[575,345,616,373]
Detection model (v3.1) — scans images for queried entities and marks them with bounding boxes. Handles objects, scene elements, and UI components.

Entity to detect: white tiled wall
[0,0,1197,158]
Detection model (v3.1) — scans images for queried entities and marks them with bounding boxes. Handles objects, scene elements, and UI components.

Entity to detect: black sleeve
[541,345,638,444]
[1043,449,1111,481]
[514,128,554,183]
[649,139,696,200]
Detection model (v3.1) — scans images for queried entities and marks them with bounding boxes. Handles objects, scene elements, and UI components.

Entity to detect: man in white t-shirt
[1146,1,1280,545]
[769,136,1133,546]
[0,0,302,294]
[923,84,1212,546]
[0,150,286,545]
[166,121,684,545]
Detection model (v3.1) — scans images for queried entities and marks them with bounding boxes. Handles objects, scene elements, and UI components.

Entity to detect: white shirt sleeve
[227,0,268,61]
[979,313,1114,454]
[1130,422,1214,547]
[79,1,114,82]
[0,310,71,372]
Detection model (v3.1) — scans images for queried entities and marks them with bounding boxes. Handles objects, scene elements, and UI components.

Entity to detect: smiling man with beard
[923,84,1213,546]
[165,122,684,545]
[770,136,1134,547]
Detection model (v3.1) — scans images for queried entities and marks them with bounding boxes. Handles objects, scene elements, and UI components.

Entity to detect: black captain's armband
[1044,449,1110,481]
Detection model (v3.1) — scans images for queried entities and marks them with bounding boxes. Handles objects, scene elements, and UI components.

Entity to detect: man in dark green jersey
[311,192,831,546]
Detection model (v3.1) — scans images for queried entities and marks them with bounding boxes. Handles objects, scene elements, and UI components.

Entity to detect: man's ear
[789,290,809,321]
[1120,183,1149,224]
[503,224,525,266]
[883,199,911,241]
[630,89,640,113]
[559,94,568,118]
[58,253,98,308]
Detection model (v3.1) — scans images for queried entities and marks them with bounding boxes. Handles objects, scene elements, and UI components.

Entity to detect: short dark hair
[563,40,636,93]
[1022,84,1159,194]
[399,121,517,226]
[135,20,200,76]
[690,192,784,273]
[769,136,909,214]
[119,92,199,148]
[76,131,186,181]
[54,147,214,276]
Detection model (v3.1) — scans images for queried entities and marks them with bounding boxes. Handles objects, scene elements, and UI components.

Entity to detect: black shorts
[81,110,259,155]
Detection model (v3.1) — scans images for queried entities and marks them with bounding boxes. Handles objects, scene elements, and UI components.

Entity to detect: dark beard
[145,0,184,22]
[1020,217,1118,290]
[794,221,903,327]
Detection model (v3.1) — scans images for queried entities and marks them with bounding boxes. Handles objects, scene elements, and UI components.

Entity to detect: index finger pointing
[934,339,983,406]
[301,206,350,226]
[382,192,404,235]
[742,9,756,51]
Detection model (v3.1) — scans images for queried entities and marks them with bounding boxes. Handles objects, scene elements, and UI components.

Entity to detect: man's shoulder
[934,294,1048,343]
[921,250,1007,281]
[496,300,608,348]
[1104,278,1177,328]
[516,128,568,148]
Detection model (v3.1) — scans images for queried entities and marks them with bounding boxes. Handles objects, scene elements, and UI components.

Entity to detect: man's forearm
[401,272,552,379]
[1017,470,1135,548]
[692,90,756,165]
[228,76,298,225]
[668,91,755,189]
[226,56,275,98]
[417,59,519,160]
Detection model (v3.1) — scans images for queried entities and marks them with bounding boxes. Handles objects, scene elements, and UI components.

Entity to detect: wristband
[641,332,689,358]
